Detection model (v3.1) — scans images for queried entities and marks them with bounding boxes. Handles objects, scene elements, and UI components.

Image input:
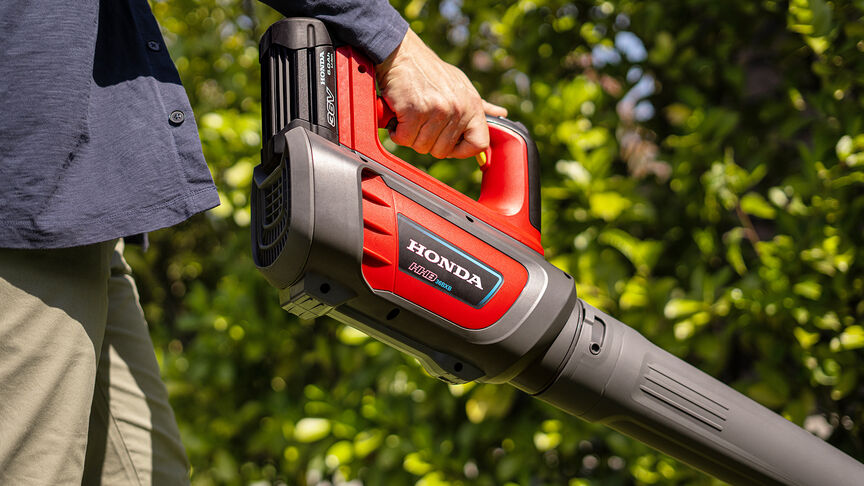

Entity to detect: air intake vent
[252,158,290,268]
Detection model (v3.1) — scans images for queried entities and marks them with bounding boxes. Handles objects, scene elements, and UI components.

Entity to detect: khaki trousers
[0,240,189,485]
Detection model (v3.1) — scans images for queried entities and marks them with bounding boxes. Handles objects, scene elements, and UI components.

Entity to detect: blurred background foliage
[138,0,864,484]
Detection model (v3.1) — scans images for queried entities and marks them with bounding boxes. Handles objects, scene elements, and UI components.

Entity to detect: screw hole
[358,65,367,73]
[589,342,601,354]
[386,308,400,320]
[465,215,474,223]
[454,362,464,372]
[320,283,331,294]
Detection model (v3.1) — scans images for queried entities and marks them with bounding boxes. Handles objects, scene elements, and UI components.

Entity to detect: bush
[135,1,864,484]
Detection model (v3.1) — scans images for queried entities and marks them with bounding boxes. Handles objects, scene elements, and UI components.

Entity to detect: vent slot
[640,364,729,432]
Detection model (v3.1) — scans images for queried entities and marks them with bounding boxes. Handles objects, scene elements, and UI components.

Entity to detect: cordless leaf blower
[251,18,864,485]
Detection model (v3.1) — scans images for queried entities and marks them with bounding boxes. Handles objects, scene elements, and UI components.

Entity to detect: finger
[389,114,423,148]
[482,100,508,117]
[411,114,449,154]
[429,116,466,159]
[449,116,490,159]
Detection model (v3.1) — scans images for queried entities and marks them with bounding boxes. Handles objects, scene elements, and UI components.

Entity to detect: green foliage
[138,0,864,484]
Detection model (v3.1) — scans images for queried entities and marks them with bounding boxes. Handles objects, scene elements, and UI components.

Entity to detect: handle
[375,99,541,233]
[339,45,542,253]
[479,117,541,232]
[528,300,864,486]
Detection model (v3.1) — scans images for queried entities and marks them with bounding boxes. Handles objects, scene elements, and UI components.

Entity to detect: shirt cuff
[351,2,409,63]
[260,0,410,64]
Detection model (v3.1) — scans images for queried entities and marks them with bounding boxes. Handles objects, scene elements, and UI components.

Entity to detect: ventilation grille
[252,160,290,268]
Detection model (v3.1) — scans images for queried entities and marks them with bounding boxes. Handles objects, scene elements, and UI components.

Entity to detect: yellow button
[475,151,487,167]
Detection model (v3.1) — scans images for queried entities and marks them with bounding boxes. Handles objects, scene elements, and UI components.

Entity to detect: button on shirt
[0,0,408,249]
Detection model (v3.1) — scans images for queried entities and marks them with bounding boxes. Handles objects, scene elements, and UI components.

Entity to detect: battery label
[314,46,337,129]
[397,215,503,307]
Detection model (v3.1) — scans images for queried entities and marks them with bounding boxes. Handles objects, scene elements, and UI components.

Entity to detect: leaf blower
[251,18,864,485]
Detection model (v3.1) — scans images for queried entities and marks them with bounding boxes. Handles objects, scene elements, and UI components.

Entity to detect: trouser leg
[82,240,189,485]
[0,242,114,485]
[0,240,189,485]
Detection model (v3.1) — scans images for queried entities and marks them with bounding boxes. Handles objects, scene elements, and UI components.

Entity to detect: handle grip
[479,116,541,232]
[375,99,541,232]
[526,301,864,486]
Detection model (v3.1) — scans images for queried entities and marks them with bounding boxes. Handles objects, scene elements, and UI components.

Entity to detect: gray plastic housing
[253,126,864,484]
[520,301,864,485]
[255,126,577,385]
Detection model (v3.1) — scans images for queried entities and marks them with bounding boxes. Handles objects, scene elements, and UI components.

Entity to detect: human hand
[375,29,507,159]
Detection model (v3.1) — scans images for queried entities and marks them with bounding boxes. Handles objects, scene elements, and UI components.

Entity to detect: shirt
[0,0,408,249]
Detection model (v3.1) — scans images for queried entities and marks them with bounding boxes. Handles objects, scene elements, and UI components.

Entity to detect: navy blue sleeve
[260,0,409,63]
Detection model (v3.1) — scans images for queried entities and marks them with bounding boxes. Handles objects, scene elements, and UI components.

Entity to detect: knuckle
[429,97,449,114]
[450,104,465,120]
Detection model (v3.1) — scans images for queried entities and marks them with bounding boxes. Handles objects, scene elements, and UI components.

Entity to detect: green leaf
[294,418,331,443]
[325,440,354,467]
[354,430,384,459]
[664,299,706,319]
[740,193,776,219]
[793,281,822,300]
[403,452,433,476]
[589,192,632,221]
[839,325,864,350]
[598,229,663,275]
[794,327,820,349]
[533,430,562,451]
